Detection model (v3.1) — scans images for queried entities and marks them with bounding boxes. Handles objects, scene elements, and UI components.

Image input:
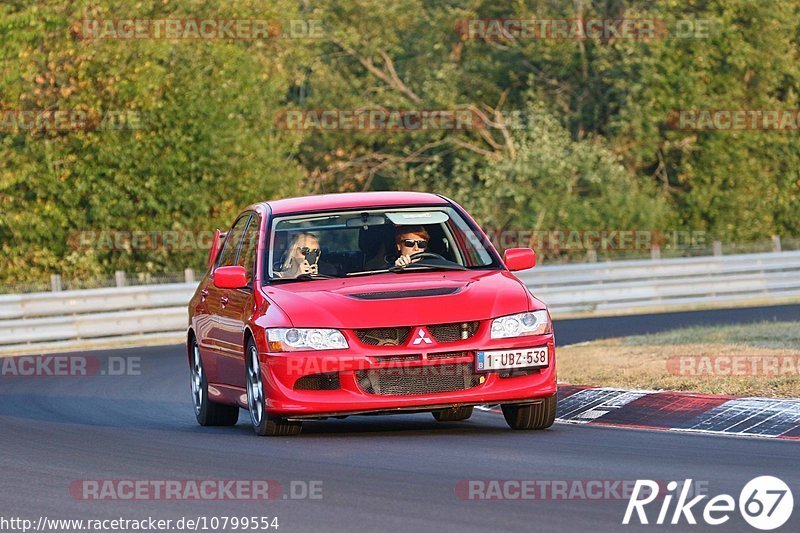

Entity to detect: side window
[236,215,261,284]
[216,214,251,268]
[448,218,492,267]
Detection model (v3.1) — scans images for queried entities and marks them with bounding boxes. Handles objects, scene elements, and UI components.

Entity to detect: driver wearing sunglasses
[394,226,430,267]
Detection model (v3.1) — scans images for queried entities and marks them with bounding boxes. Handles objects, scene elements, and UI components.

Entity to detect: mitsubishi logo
[411,329,433,345]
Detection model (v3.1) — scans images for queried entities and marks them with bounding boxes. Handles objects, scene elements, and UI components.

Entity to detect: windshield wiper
[345,268,395,278]
[269,273,338,283]
[389,263,467,273]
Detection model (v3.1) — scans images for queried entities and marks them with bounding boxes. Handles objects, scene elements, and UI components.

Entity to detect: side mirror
[503,248,536,271]
[214,266,248,289]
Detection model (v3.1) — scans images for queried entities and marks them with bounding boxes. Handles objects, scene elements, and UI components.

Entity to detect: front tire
[432,406,473,422]
[190,337,239,426]
[246,338,302,437]
[501,395,557,430]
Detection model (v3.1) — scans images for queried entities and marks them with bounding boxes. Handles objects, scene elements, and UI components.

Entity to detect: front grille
[428,321,480,342]
[355,327,411,346]
[294,372,340,390]
[356,363,482,396]
[369,354,422,363]
[426,351,470,361]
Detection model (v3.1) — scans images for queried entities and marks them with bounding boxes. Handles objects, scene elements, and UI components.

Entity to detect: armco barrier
[1,251,799,353]
[518,250,800,314]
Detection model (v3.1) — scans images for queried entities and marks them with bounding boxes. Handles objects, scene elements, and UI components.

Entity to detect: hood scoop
[347,287,460,300]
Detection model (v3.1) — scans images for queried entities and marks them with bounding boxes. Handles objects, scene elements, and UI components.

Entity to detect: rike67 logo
[624,476,793,530]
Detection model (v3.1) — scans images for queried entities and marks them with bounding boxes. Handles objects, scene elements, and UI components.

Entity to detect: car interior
[271,222,459,277]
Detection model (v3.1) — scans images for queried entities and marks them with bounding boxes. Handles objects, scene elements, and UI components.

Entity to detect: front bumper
[259,325,556,417]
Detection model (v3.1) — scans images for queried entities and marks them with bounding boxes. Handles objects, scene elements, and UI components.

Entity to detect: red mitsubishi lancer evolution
[187,192,556,436]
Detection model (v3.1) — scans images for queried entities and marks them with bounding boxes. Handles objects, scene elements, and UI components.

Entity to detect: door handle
[220,295,229,306]
[200,289,209,302]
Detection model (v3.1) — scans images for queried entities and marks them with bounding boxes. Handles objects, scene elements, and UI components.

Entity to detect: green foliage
[1,0,798,284]
[403,104,674,241]
[0,0,305,283]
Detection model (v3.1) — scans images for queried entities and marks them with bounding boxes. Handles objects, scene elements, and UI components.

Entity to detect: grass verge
[558,321,800,398]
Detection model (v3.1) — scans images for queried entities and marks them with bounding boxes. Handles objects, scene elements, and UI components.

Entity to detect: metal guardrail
[0,284,194,351]
[1,250,799,353]
[0,283,194,321]
[517,250,800,314]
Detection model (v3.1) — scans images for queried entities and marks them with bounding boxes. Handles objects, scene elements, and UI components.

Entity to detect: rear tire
[190,337,239,426]
[501,394,557,430]
[432,406,473,422]
[246,338,302,437]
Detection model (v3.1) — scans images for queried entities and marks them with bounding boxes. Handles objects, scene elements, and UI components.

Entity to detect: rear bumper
[260,331,556,417]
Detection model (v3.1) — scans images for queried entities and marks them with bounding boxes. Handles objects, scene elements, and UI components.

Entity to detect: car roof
[260,191,450,216]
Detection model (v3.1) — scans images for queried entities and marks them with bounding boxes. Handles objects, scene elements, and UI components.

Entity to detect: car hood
[262,270,536,329]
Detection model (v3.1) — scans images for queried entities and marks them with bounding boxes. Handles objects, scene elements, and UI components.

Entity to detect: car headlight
[490,310,551,339]
[267,328,348,352]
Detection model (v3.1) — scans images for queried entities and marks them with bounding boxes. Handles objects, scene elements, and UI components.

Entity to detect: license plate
[475,346,549,372]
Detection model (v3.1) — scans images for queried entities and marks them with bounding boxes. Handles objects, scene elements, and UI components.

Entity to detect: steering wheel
[389,251,449,271]
[409,252,447,262]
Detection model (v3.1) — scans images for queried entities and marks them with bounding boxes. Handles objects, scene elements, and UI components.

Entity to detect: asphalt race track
[1,305,799,532]
[555,303,800,344]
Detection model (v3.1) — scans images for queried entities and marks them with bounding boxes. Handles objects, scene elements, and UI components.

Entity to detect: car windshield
[265,207,500,281]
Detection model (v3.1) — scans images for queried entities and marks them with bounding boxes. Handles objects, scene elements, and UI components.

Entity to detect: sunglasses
[401,239,428,249]
[298,246,321,265]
